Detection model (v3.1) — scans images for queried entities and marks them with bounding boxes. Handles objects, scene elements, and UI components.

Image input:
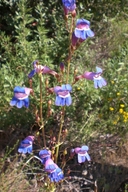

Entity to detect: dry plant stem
[66,16,74,84]
[21,156,42,170]
[55,106,65,164]
[39,74,46,147]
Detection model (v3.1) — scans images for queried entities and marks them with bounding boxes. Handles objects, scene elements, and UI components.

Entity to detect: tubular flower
[54,84,72,106]
[82,67,107,88]
[72,19,94,47]
[70,145,91,163]
[39,149,51,165]
[62,0,76,17]
[45,159,64,182]
[10,86,32,108]
[18,136,34,154]
[28,60,58,79]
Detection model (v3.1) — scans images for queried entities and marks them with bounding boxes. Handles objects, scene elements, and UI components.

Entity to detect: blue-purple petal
[18,147,28,154]
[76,19,90,26]
[97,79,102,88]
[47,167,64,182]
[18,140,32,154]
[81,145,89,151]
[16,100,24,108]
[65,84,72,91]
[10,97,17,106]
[61,98,66,106]
[65,96,72,106]
[28,69,36,78]
[54,86,62,94]
[86,30,94,38]
[14,86,25,93]
[100,78,107,86]
[75,29,94,40]
[74,29,83,39]
[39,149,51,165]
[61,84,67,91]
[85,153,91,161]
[94,78,107,88]
[62,0,76,11]
[78,154,86,163]
[96,67,102,73]
[55,96,62,106]
[45,164,56,172]
[94,79,98,88]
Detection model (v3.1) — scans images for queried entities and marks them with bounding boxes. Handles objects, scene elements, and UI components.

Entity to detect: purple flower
[39,149,51,165]
[71,145,91,163]
[60,62,65,72]
[62,0,76,17]
[28,60,58,78]
[72,19,94,47]
[82,67,107,88]
[10,86,32,108]
[18,136,34,154]
[45,159,64,182]
[54,84,72,106]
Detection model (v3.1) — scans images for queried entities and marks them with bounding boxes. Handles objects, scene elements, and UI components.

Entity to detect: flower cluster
[62,0,76,18]
[18,136,90,182]
[54,84,72,106]
[70,145,91,163]
[18,136,34,154]
[10,86,32,108]
[72,19,94,48]
[39,150,64,182]
[10,65,106,109]
[18,139,64,182]
[75,66,107,88]
[28,60,58,79]
[109,103,128,124]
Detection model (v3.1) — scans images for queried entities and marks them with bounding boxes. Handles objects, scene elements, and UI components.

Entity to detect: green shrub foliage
[0,0,128,141]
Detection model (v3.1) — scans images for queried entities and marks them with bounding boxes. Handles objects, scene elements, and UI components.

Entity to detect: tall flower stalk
[9,0,107,188]
[55,12,75,164]
[55,106,65,164]
[39,74,46,147]
[66,16,75,84]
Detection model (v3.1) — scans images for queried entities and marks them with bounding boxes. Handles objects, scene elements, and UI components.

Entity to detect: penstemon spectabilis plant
[10,0,107,186]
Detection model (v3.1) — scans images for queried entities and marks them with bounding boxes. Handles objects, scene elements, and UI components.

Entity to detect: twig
[66,176,95,184]
[21,155,42,169]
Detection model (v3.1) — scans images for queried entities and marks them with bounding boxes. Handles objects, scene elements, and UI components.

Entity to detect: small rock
[82,169,88,176]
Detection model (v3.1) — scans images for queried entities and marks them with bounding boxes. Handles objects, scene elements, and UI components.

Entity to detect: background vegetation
[0,0,128,191]
[0,0,128,141]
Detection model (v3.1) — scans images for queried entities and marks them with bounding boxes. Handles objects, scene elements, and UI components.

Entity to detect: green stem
[39,74,46,147]
[55,106,65,164]
[66,16,74,84]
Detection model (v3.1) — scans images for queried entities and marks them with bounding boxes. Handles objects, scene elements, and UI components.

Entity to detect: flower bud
[64,129,68,134]
[36,116,40,122]
[52,136,56,142]
[60,62,65,72]
[29,79,33,88]
[74,68,78,76]
[71,10,76,18]
[75,75,83,82]
[63,149,67,155]
[65,15,68,21]
[45,78,49,87]
[48,100,52,106]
